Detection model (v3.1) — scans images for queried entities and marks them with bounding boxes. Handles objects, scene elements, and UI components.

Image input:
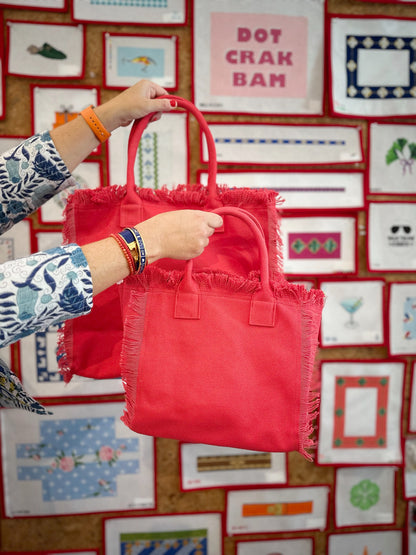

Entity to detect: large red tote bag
[58,98,281,382]
[120,207,325,458]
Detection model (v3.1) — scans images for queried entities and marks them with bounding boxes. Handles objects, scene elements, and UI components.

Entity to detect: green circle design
[350,479,380,510]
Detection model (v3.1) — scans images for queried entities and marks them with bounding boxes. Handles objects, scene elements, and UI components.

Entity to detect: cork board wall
[0,0,416,553]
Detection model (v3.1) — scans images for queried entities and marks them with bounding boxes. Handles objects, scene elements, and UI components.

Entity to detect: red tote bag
[58,97,281,382]
[120,207,325,458]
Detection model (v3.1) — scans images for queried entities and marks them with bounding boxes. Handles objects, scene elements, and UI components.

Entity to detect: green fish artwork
[27,42,67,60]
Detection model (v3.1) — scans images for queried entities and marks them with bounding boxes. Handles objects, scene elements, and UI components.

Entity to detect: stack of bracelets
[111,227,148,275]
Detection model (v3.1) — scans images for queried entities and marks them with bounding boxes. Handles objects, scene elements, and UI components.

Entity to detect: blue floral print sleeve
[0,131,94,412]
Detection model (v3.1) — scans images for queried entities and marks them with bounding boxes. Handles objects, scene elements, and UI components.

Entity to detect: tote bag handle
[125,95,218,204]
[176,206,276,327]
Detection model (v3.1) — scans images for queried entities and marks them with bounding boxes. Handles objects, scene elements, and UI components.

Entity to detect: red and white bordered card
[103,32,178,90]
[405,437,416,499]
[72,0,187,25]
[368,122,416,196]
[235,537,314,555]
[6,20,85,79]
[329,14,416,118]
[0,401,155,517]
[192,0,325,115]
[0,0,67,9]
[199,170,364,211]
[368,201,416,272]
[104,513,223,555]
[319,278,385,348]
[226,486,329,535]
[201,123,363,165]
[327,530,403,555]
[281,214,357,276]
[334,466,397,528]
[179,443,287,492]
[409,363,416,432]
[389,282,416,356]
[318,360,405,466]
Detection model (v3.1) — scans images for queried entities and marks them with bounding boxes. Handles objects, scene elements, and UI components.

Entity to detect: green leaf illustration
[386,138,408,165]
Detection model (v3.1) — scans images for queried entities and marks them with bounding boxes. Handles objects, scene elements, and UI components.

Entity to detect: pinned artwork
[236,537,313,555]
[7,21,84,79]
[389,283,416,356]
[405,437,416,499]
[368,202,416,271]
[281,216,356,275]
[104,32,177,90]
[193,0,325,115]
[409,363,416,432]
[319,279,385,347]
[107,112,188,188]
[0,0,66,8]
[369,123,416,195]
[318,361,404,465]
[226,486,329,535]
[408,500,416,555]
[335,466,396,527]
[104,513,222,555]
[201,123,363,165]
[0,219,32,263]
[327,530,403,555]
[180,444,287,491]
[330,15,416,118]
[0,402,155,517]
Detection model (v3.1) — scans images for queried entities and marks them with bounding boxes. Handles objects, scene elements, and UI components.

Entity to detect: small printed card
[318,361,404,465]
[281,216,356,275]
[104,32,177,90]
[327,530,403,555]
[1,402,155,517]
[389,283,416,356]
[236,537,313,555]
[368,202,416,271]
[180,443,287,491]
[107,112,188,188]
[369,123,416,195]
[319,279,385,347]
[335,466,396,527]
[226,486,329,535]
[7,21,84,79]
[330,15,416,118]
[201,123,363,165]
[104,513,222,555]
[199,171,364,210]
[193,0,325,115]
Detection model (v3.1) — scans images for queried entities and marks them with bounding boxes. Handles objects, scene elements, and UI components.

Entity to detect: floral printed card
[199,171,364,210]
[335,466,396,528]
[201,123,363,165]
[193,0,325,115]
[327,530,403,555]
[104,513,223,555]
[389,283,416,356]
[107,112,188,189]
[368,202,416,272]
[72,0,187,25]
[318,361,404,465]
[38,161,102,224]
[226,486,329,535]
[281,216,357,275]
[236,537,314,555]
[369,123,416,195]
[7,21,85,79]
[319,279,385,348]
[180,443,287,491]
[330,15,416,118]
[104,32,178,90]
[0,402,155,517]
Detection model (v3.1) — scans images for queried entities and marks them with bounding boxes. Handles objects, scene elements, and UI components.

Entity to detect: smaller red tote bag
[59,97,281,383]
[120,207,325,458]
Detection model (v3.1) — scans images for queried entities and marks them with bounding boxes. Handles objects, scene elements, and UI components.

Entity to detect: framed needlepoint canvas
[319,279,385,348]
[235,537,314,555]
[0,402,155,517]
[327,530,403,555]
[192,0,325,115]
[330,15,416,118]
[389,282,416,356]
[0,0,67,8]
[409,363,416,432]
[318,360,405,465]
[104,513,223,555]
[104,32,178,90]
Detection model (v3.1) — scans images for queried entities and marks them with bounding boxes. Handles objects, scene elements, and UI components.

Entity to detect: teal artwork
[118,46,164,78]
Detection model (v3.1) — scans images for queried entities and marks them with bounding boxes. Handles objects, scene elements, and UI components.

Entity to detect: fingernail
[170,100,177,107]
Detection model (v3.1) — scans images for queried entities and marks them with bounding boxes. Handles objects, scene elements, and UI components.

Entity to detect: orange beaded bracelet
[80,105,111,143]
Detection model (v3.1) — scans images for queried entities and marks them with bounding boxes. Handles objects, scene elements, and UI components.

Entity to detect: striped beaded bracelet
[116,228,147,274]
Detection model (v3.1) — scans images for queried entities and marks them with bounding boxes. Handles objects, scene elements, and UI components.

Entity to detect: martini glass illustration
[340,297,363,329]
